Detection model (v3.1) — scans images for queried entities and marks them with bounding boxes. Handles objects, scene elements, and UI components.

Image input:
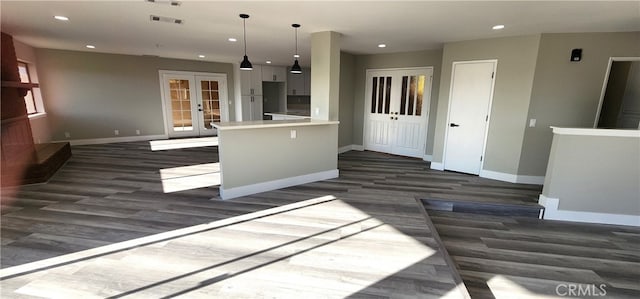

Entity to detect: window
[18,61,38,114]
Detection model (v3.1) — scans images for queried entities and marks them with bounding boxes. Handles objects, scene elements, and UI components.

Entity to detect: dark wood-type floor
[1,141,635,298]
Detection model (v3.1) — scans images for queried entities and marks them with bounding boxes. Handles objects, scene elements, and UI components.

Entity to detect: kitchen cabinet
[262,65,286,82]
[240,65,262,96]
[241,95,263,121]
[287,67,310,96]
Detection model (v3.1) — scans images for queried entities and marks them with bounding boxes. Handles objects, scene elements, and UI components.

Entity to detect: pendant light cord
[243,18,247,55]
[295,26,298,56]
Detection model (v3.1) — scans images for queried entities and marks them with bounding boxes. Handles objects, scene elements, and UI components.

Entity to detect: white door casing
[443,60,497,175]
[159,71,228,138]
[364,67,433,158]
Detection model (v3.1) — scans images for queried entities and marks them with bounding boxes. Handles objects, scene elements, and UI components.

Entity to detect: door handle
[450,123,460,127]
[390,116,394,120]
[198,109,203,112]
[394,117,398,120]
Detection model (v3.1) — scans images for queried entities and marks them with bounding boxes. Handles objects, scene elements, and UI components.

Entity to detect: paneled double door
[160,71,229,138]
[364,68,433,158]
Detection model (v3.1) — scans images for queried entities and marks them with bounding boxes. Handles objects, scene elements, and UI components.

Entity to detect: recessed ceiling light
[492,24,505,30]
[86,45,95,49]
[54,15,69,21]
[293,54,300,58]
[198,55,205,58]
[228,38,237,42]
[266,60,272,64]
[378,44,386,48]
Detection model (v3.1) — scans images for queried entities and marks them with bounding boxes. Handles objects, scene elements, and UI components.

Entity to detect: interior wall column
[310,31,341,121]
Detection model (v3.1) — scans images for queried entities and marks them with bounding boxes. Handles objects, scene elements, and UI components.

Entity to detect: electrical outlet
[290,129,297,139]
[529,119,536,128]
[114,130,119,136]
[315,107,320,116]
[64,132,71,138]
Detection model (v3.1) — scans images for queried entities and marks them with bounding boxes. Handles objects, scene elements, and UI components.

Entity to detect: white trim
[338,145,352,154]
[55,134,167,146]
[516,174,545,185]
[220,169,339,200]
[430,161,444,170]
[423,154,433,162]
[442,60,498,175]
[479,169,544,185]
[539,195,640,227]
[551,126,640,138]
[338,144,365,154]
[27,112,47,120]
[594,57,640,128]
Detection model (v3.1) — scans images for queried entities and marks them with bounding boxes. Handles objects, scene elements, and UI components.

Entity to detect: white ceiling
[1,1,639,67]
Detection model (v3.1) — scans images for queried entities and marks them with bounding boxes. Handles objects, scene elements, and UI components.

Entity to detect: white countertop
[213,119,339,131]
[264,111,311,118]
[551,126,640,137]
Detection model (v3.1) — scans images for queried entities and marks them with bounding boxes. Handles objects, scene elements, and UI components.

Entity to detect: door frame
[362,67,434,158]
[158,70,229,137]
[442,60,497,174]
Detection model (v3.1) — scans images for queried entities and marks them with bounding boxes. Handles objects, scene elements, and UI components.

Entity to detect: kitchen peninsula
[213,119,339,199]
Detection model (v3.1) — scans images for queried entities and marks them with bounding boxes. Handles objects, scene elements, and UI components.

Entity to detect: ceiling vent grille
[146,0,181,6]
[150,15,183,24]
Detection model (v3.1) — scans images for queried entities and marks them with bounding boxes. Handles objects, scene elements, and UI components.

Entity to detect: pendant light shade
[239,14,252,70]
[290,24,302,74]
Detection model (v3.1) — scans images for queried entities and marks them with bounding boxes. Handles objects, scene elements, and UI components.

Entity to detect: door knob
[198,109,203,112]
[390,116,394,120]
[450,123,460,127]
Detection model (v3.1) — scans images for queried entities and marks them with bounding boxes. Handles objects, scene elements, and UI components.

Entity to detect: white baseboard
[338,144,365,153]
[539,195,640,227]
[220,169,339,200]
[55,134,168,146]
[480,169,544,185]
[430,161,444,170]
[423,154,433,162]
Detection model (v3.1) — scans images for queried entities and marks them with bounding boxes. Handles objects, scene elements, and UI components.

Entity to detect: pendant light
[290,24,302,74]
[239,14,252,70]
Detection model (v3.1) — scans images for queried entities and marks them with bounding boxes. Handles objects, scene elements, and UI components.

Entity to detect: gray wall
[352,49,443,156]
[218,124,338,189]
[35,48,235,140]
[518,32,640,176]
[543,133,640,215]
[432,35,541,174]
[339,52,355,148]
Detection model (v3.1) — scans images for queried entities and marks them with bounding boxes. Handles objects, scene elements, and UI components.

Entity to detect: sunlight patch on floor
[149,137,218,151]
[488,275,562,298]
[159,163,220,193]
[3,195,448,298]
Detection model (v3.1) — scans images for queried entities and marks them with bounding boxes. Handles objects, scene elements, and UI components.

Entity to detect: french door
[364,68,432,158]
[160,71,228,138]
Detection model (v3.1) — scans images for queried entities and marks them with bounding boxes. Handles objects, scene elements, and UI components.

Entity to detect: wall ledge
[539,195,640,227]
[551,126,640,138]
[220,169,338,200]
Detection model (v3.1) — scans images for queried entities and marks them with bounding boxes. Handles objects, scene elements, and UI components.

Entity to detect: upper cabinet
[287,67,311,96]
[240,65,262,96]
[262,65,286,82]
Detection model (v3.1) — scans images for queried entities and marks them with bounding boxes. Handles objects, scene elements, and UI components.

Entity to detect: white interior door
[444,61,496,175]
[161,72,228,138]
[364,68,432,158]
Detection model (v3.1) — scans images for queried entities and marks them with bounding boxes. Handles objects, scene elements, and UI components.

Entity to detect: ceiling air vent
[150,15,184,25]
[146,0,181,6]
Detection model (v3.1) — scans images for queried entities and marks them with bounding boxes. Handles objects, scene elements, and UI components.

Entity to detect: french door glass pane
[371,77,378,113]
[408,76,416,115]
[415,75,425,116]
[201,80,221,129]
[170,79,193,131]
[400,76,408,115]
[377,77,384,113]
[384,76,392,114]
